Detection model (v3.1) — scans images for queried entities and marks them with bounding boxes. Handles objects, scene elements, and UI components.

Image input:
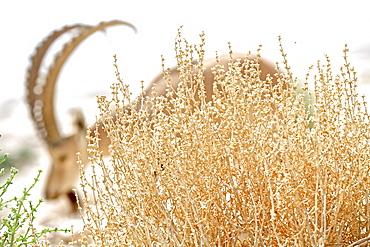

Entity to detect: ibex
[26,21,282,212]
[26,20,137,211]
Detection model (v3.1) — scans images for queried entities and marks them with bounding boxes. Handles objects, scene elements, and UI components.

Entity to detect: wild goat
[26,20,282,212]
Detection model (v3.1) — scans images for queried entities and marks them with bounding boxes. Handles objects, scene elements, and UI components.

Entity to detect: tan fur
[40,53,282,211]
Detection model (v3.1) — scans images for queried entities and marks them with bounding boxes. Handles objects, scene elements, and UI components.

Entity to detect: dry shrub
[76,32,370,246]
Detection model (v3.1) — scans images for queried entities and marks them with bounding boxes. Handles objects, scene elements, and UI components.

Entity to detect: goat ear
[70,108,87,144]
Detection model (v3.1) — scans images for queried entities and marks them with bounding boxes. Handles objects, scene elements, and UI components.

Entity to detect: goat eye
[59,155,67,162]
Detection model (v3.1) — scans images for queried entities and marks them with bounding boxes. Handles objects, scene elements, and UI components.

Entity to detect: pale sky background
[0,0,370,174]
[0,0,370,232]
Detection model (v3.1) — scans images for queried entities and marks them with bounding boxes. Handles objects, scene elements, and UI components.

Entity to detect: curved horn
[26,20,137,145]
[26,24,88,144]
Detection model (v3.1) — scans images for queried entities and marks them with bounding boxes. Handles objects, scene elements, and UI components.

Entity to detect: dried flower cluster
[74,32,370,246]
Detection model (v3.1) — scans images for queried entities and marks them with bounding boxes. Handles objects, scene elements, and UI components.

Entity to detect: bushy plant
[73,33,370,245]
[0,137,70,247]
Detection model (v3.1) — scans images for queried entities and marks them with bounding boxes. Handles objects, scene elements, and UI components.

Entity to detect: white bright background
[0,0,369,227]
[1,0,370,148]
